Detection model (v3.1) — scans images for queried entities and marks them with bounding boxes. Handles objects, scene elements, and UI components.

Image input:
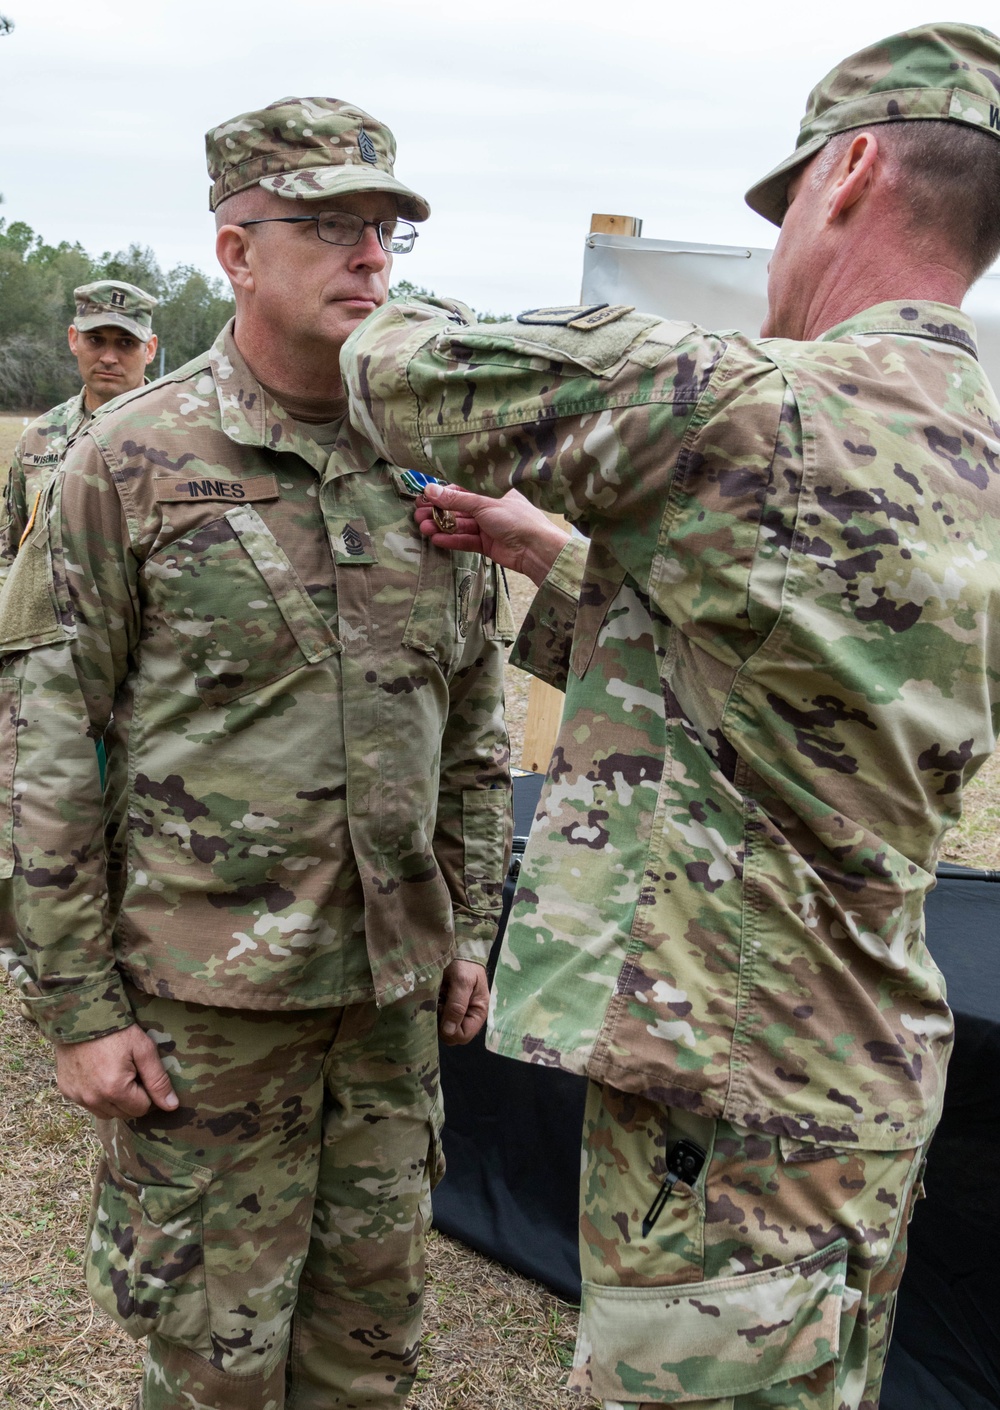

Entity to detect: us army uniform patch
[517,303,635,330]
[154,474,279,503]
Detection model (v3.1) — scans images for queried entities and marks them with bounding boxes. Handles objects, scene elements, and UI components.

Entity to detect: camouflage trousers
[568,1082,928,1409]
[86,983,443,1410]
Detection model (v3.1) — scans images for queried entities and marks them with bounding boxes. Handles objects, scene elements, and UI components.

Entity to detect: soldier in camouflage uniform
[0,99,512,1409]
[343,23,1000,1409]
[1,279,158,583]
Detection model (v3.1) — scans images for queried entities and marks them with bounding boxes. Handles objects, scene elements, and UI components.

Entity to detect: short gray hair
[811,121,1000,279]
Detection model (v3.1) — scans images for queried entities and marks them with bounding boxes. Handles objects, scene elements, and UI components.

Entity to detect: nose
[348,223,389,272]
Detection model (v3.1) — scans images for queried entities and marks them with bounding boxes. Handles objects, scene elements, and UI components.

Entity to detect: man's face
[68,324,156,408]
[234,189,395,356]
[760,156,825,340]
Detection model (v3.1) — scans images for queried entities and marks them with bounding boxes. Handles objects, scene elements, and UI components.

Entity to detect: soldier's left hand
[438,958,489,1044]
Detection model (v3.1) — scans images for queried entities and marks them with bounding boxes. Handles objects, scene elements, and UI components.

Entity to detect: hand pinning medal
[398,469,458,533]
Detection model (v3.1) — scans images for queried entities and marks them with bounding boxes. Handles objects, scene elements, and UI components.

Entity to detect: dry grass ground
[2,406,999,1406]
[0,414,28,465]
[0,995,591,1410]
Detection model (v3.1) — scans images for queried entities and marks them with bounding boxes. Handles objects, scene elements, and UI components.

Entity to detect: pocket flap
[581,1239,847,1402]
[110,1126,213,1227]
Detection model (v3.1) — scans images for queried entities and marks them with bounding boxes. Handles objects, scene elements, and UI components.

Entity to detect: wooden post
[518,214,642,773]
[588,213,643,238]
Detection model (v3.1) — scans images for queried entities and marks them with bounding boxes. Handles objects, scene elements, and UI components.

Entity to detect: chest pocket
[147,505,339,706]
[402,541,489,672]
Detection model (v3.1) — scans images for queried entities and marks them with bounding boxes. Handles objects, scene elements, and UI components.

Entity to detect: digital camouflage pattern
[0,318,512,1045]
[206,97,430,220]
[73,278,158,343]
[746,22,1000,225]
[89,983,442,1408]
[573,1083,924,1407]
[0,388,91,588]
[344,295,1000,1153]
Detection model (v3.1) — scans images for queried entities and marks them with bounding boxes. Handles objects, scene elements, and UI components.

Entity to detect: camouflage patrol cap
[746,22,1000,226]
[72,280,158,342]
[206,97,430,221]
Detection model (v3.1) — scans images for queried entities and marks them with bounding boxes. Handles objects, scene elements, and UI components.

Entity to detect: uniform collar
[208,319,334,474]
[69,386,92,434]
[819,300,979,359]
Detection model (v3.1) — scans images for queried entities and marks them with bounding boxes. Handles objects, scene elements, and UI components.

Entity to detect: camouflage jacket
[0,322,512,1045]
[1,389,91,586]
[344,297,1000,1150]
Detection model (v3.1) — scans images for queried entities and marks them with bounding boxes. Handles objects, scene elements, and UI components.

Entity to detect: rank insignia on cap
[358,125,378,164]
[517,303,634,330]
[110,289,127,308]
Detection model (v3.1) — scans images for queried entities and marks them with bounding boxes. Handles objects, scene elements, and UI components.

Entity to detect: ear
[216,224,255,293]
[144,333,158,367]
[827,132,879,222]
[67,325,79,355]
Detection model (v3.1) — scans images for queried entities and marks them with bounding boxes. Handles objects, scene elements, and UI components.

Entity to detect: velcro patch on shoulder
[568,304,635,331]
[448,309,664,376]
[518,303,624,329]
[154,474,279,504]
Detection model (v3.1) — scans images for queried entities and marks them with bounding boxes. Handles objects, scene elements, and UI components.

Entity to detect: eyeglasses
[236,213,417,254]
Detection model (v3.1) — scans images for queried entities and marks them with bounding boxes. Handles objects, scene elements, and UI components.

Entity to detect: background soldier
[1,279,157,577]
[0,99,511,1409]
[344,22,1000,1410]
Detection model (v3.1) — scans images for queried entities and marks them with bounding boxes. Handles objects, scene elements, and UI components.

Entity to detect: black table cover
[434,775,1000,1408]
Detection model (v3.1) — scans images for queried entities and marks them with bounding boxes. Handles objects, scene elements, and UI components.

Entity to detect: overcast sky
[2,1,997,315]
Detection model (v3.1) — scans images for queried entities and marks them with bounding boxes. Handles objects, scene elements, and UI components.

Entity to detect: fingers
[54,1025,178,1120]
[423,482,497,514]
[415,502,484,553]
[438,962,490,1046]
[130,1026,180,1112]
[415,503,480,534]
[56,1051,151,1120]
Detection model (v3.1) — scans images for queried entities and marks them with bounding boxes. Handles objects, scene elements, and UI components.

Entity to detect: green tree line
[0,219,235,411]
[0,221,511,413]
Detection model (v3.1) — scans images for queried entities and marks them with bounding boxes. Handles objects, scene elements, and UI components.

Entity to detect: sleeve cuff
[509,536,587,690]
[20,971,135,1045]
[453,917,499,967]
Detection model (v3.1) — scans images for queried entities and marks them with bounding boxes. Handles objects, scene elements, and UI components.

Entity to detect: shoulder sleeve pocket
[462,787,512,913]
[440,311,667,377]
[0,524,65,653]
[580,1239,848,1403]
[0,678,19,879]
